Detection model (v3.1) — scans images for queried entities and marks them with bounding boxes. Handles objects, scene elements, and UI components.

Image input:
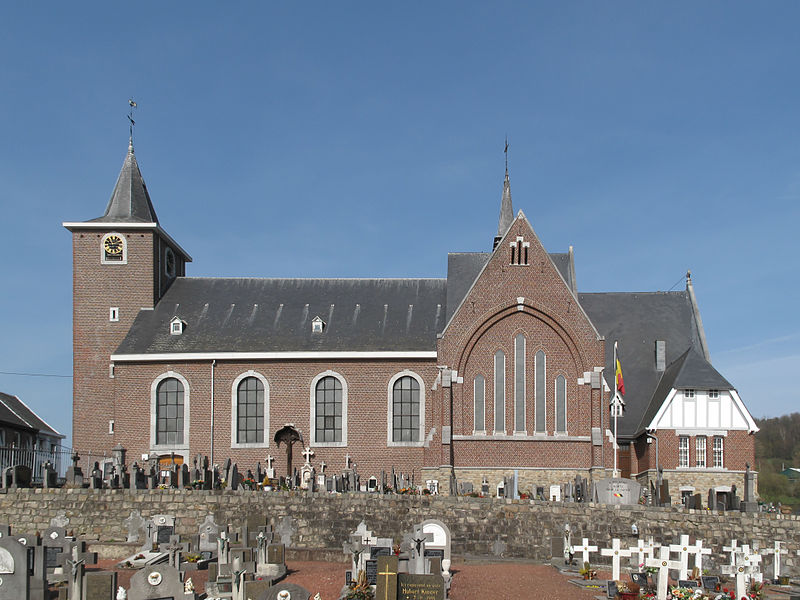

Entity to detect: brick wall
[2,489,798,574]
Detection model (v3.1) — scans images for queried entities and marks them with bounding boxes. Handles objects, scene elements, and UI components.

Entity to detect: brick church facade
[64,140,758,504]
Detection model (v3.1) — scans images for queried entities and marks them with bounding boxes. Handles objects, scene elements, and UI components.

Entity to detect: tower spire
[494,138,514,249]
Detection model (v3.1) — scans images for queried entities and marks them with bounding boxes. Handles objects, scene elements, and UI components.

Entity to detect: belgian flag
[614,341,625,396]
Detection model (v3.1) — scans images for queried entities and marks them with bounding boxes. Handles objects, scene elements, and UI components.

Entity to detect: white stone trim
[111,350,437,361]
[230,370,270,449]
[150,371,190,453]
[310,370,348,447]
[387,370,426,447]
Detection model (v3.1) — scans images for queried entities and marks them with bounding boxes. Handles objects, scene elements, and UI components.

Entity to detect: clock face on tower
[103,234,125,262]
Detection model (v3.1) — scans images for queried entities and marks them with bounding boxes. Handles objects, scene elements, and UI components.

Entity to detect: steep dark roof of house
[578,291,728,438]
[116,277,448,354]
[0,392,63,438]
[445,251,575,323]
[89,142,158,224]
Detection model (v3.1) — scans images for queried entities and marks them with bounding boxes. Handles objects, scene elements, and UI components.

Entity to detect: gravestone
[257,582,311,600]
[85,571,117,600]
[66,453,84,487]
[741,463,758,513]
[606,580,618,599]
[0,536,30,599]
[420,520,451,577]
[10,465,32,489]
[397,573,445,600]
[123,511,146,544]
[150,515,175,545]
[630,572,649,588]
[197,515,219,554]
[593,478,642,505]
[375,556,398,600]
[701,576,720,590]
[275,517,295,547]
[127,564,184,600]
[365,559,378,585]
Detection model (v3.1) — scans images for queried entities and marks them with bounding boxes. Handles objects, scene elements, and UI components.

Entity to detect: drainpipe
[210,359,216,464]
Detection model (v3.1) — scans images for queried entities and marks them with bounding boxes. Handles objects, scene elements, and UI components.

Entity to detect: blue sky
[1,3,798,445]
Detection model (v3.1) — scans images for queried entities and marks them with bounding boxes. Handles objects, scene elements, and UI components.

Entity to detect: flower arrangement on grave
[184,553,201,563]
[422,488,432,495]
[134,553,145,560]
[668,585,705,599]
[344,569,374,600]
[519,492,531,500]
[392,543,401,556]
[191,479,202,489]
[614,580,640,596]
[709,589,734,600]
[158,484,168,489]
[396,487,419,495]
[746,580,764,600]
[579,561,597,580]
[242,476,256,490]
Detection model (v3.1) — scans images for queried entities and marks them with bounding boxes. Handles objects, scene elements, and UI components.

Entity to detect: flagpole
[613,341,619,478]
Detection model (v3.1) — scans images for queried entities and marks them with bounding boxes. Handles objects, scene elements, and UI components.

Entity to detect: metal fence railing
[0,445,73,483]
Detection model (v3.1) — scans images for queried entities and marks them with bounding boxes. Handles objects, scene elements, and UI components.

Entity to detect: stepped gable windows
[473,375,485,433]
[679,435,690,468]
[509,235,530,266]
[696,435,707,468]
[101,232,127,264]
[555,375,567,433]
[150,371,190,450]
[713,436,724,468]
[232,371,269,447]
[535,350,546,433]
[514,334,526,433]
[494,350,506,434]
[388,371,425,446]
[312,373,345,445]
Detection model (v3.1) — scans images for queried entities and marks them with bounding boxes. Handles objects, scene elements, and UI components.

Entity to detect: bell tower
[63,138,192,459]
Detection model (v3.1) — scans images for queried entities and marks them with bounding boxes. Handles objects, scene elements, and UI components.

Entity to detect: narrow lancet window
[535,350,546,432]
[494,350,505,433]
[514,334,526,432]
[474,375,485,432]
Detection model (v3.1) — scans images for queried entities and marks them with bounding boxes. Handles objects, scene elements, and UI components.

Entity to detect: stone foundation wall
[1,489,798,574]
[634,469,758,507]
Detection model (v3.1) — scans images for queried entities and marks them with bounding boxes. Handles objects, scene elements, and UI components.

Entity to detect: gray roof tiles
[0,392,63,438]
[89,144,158,224]
[116,277,448,354]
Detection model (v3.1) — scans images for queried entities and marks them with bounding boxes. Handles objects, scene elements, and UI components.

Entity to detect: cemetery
[0,450,800,598]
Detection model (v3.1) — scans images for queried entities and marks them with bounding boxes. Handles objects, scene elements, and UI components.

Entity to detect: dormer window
[509,236,530,266]
[311,316,325,333]
[170,316,185,335]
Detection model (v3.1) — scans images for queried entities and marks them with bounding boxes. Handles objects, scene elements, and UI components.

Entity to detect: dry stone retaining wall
[2,489,799,574]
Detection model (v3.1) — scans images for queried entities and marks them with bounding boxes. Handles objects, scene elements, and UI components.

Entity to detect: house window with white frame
[236,376,264,444]
[708,389,719,399]
[695,436,706,468]
[315,376,342,443]
[684,389,695,399]
[156,377,184,445]
[713,436,724,468]
[678,436,690,468]
[392,376,420,442]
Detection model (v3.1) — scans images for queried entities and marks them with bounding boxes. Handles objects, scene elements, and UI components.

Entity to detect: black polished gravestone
[397,573,445,600]
[606,580,618,599]
[701,576,720,590]
[630,573,649,588]
[365,559,378,585]
[678,580,700,588]
[370,546,392,560]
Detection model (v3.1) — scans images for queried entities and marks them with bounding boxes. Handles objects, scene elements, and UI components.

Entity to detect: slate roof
[116,277,448,354]
[89,143,159,224]
[578,291,732,438]
[0,392,63,438]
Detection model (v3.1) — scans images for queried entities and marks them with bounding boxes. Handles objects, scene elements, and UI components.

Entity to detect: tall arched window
[156,377,184,445]
[555,375,567,433]
[474,375,485,433]
[494,350,505,433]
[514,334,526,433]
[315,376,343,443]
[392,376,420,442]
[535,350,546,432]
[237,376,264,444]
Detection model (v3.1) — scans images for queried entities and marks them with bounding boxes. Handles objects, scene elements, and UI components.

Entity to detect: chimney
[655,340,666,372]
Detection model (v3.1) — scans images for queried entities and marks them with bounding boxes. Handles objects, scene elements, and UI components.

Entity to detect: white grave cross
[571,537,598,567]
[600,538,633,581]
[302,446,314,465]
[686,539,712,574]
[645,546,682,600]
[721,557,758,600]
[740,545,762,583]
[668,534,692,581]
[629,538,651,570]
[760,541,784,580]
[723,539,739,566]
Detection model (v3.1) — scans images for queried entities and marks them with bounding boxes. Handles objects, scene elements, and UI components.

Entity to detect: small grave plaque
[345,570,352,585]
[365,559,378,585]
[678,580,700,588]
[267,543,284,565]
[701,576,720,590]
[606,580,618,599]
[370,546,392,559]
[45,546,62,569]
[631,572,649,587]
[85,571,117,600]
[397,573,445,600]
[423,549,444,559]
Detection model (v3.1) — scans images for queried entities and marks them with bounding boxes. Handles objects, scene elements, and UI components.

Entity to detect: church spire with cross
[493,138,514,249]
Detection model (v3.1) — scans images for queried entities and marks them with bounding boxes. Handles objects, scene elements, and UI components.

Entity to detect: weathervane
[128,98,137,143]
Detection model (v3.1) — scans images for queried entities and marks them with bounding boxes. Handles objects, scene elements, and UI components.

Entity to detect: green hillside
[755,413,800,505]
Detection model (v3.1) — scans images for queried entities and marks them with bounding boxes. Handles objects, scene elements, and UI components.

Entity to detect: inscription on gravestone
[365,559,377,585]
[370,546,392,559]
[397,573,445,600]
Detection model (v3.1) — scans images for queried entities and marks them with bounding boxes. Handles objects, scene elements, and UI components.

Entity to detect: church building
[64,139,758,504]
